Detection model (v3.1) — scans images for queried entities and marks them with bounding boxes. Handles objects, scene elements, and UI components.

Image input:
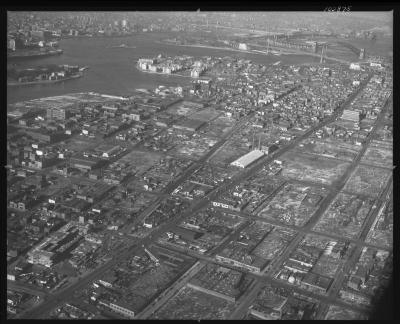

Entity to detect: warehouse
[341,109,359,122]
[230,150,265,168]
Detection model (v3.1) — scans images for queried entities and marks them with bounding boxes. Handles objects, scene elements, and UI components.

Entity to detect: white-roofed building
[342,109,359,122]
[230,150,265,168]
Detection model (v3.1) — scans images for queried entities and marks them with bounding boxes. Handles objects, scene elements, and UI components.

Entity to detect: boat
[79,66,89,72]
[110,44,136,49]
[273,61,281,66]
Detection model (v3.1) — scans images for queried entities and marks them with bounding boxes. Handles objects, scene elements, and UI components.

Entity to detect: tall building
[359,48,365,60]
[47,107,70,120]
[8,39,16,51]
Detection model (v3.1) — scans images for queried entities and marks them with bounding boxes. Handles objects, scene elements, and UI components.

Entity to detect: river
[7,32,321,105]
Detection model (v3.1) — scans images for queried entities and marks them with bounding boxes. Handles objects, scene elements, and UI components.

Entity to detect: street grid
[10,73,393,320]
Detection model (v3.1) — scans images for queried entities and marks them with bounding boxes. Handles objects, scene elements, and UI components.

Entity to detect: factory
[230,150,265,168]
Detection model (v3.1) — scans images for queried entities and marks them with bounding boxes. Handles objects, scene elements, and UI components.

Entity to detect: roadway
[17,74,373,319]
[7,280,49,298]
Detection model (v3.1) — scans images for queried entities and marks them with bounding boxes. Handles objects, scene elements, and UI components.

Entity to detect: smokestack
[320,45,324,64]
[252,127,255,149]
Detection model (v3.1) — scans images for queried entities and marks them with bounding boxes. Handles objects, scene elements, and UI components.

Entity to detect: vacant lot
[280,151,351,185]
[169,135,218,160]
[325,305,367,320]
[201,115,235,138]
[65,136,104,153]
[258,183,328,227]
[343,165,391,197]
[295,138,361,162]
[252,227,297,261]
[313,193,376,240]
[153,286,235,319]
[166,101,202,116]
[115,149,162,175]
[189,107,221,122]
[361,142,392,169]
[209,141,249,166]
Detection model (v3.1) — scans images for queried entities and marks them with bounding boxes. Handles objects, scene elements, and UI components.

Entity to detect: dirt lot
[153,286,236,319]
[209,141,249,166]
[313,193,376,240]
[166,101,202,117]
[201,115,235,138]
[169,135,218,160]
[189,107,222,122]
[115,149,162,175]
[295,138,361,162]
[325,305,367,320]
[343,164,391,197]
[258,183,328,227]
[280,151,351,186]
[361,141,393,169]
[65,136,104,153]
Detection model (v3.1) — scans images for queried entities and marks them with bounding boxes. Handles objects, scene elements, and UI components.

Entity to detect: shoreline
[135,65,193,79]
[7,73,83,87]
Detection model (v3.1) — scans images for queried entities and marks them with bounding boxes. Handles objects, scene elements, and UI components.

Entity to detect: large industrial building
[47,107,71,121]
[341,109,360,122]
[230,150,265,168]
